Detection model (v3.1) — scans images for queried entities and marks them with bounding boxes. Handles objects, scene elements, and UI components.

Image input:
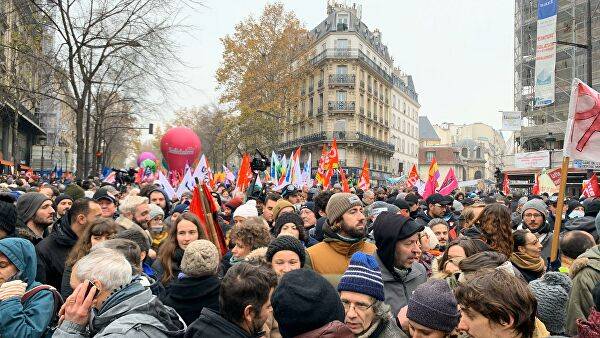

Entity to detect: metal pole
[587,0,593,86]
[40,145,45,177]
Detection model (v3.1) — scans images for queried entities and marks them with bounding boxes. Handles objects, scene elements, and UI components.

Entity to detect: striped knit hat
[337,252,385,301]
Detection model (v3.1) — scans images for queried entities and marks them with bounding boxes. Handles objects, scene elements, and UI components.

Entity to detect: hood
[565,216,597,232]
[0,237,38,288]
[571,245,600,277]
[191,307,257,337]
[92,281,185,336]
[166,275,220,302]
[147,188,171,215]
[295,320,353,338]
[52,213,79,247]
[373,213,415,276]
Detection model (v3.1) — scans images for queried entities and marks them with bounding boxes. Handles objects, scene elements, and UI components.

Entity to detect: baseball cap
[281,184,299,198]
[426,193,452,206]
[93,189,116,204]
[392,199,410,211]
[404,194,419,206]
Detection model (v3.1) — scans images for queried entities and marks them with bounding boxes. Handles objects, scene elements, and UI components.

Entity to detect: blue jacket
[0,237,55,337]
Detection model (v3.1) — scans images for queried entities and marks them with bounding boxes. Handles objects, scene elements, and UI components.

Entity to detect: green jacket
[566,245,600,335]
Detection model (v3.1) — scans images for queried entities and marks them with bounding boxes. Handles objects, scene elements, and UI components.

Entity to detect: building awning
[0,160,14,166]
[3,101,46,135]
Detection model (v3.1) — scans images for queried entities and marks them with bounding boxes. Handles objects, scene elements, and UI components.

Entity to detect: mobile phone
[83,280,99,299]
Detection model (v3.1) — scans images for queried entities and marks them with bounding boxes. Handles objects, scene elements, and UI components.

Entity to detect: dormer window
[337,13,349,31]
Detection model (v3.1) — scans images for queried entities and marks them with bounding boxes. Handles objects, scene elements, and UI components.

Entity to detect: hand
[0,280,27,300]
[546,256,561,272]
[396,305,409,331]
[62,280,96,326]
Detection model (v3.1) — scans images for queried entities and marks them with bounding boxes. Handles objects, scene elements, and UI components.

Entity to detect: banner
[534,0,557,107]
[547,167,562,186]
[514,150,550,168]
[564,79,600,161]
[501,111,522,131]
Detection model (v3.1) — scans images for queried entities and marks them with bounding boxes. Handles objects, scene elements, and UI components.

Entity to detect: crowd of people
[0,174,599,338]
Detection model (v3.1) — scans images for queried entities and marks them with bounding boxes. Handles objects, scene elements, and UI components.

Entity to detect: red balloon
[160,127,201,174]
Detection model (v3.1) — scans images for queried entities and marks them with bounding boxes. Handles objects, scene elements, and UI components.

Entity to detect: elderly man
[338,252,406,337]
[53,248,186,337]
[15,192,55,245]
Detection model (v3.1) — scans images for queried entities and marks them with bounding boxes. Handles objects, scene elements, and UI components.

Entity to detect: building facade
[390,68,419,175]
[418,146,466,182]
[514,0,600,166]
[277,2,418,185]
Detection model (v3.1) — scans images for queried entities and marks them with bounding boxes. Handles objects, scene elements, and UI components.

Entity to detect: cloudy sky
[162,0,514,130]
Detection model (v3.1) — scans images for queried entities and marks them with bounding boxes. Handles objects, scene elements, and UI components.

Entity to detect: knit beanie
[53,194,73,210]
[16,192,50,223]
[181,239,220,277]
[148,203,164,220]
[337,252,384,301]
[529,272,572,334]
[115,228,150,253]
[326,193,363,223]
[266,235,306,267]
[272,269,345,338]
[274,212,303,235]
[366,201,399,218]
[0,193,16,236]
[407,279,461,333]
[233,200,258,219]
[585,199,600,217]
[522,199,548,221]
[63,184,85,201]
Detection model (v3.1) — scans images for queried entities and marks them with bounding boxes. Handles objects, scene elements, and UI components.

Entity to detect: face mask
[569,210,585,219]
[443,214,452,222]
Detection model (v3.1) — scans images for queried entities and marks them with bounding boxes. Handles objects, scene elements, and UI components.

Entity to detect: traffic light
[148,123,154,134]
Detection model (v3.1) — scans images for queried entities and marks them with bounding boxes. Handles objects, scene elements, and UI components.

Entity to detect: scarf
[510,252,546,273]
[229,255,245,265]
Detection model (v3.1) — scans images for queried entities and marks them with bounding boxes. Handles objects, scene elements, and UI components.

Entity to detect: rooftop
[419,116,440,141]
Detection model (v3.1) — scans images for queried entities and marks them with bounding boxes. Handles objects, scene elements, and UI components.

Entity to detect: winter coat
[413,210,433,229]
[305,221,376,284]
[15,221,48,245]
[294,320,354,338]
[375,253,426,317]
[35,214,78,289]
[512,264,544,283]
[152,247,184,286]
[185,307,261,338]
[357,313,408,338]
[577,308,600,338]
[53,281,186,337]
[564,216,599,242]
[60,264,74,299]
[0,238,55,337]
[159,275,220,325]
[566,245,600,335]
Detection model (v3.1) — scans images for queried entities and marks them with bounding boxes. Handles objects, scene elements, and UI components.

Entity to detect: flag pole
[549,156,570,262]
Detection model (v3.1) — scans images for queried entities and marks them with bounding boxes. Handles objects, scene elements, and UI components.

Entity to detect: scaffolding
[514,0,600,151]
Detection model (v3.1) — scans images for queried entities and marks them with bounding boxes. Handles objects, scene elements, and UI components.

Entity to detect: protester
[148,203,168,251]
[311,190,334,241]
[338,252,406,337]
[0,193,17,239]
[473,203,514,258]
[434,238,491,278]
[282,184,302,204]
[61,218,119,298]
[306,193,376,284]
[263,193,280,226]
[225,216,272,273]
[144,186,172,215]
[16,192,55,244]
[115,195,151,233]
[153,212,207,286]
[272,198,295,222]
[529,272,572,336]
[362,190,375,206]
[372,211,426,315]
[455,269,538,338]
[414,193,451,229]
[560,230,596,272]
[35,198,101,290]
[510,229,545,283]
[265,235,305,278]
[114,230,158,287]
[0,238,57,337]
[272,268,353,338]
[160,239,221,325]
[577,281,600,337]
[566,244,600,335]
[418,226,439,277]
[232,199,259,227]
[54,247,186,337]
[519,199,553,259]
[53,194,73,220]
[93,188,118,219]
[564,199,600,242]
[272,212,317,247]
[428,218,449,251]
[299,202,318,232]
[185,262,277,338]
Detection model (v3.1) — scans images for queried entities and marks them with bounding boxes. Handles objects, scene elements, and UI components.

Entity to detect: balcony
[368,110,372,119]
[277,131,327,151]
[374,88,379,98]
[328,101,355,112]
[379,93,384,101]
[277,131,394,155]
[309,48,393,85]
[356,132,395,153]
[367,84,373,94]
[329,74,355,88]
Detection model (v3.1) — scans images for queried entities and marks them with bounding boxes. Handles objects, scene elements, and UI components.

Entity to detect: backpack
[21,284,64,335]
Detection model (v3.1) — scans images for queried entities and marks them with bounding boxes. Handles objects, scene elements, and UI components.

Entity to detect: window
[476,147,482,159]
[461,148,468,158]
[336,91,347,102]
[335,39,348,50]
[336,13,349,31]
[425,151,435,163]
[322,43,326,52]
[336,65,348,74]
[320,69,324,81]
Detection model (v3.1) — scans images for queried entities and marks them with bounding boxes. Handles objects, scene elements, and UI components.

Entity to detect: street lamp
[545,132,556,168]
[64,149,70,172]
[39,137,47,176]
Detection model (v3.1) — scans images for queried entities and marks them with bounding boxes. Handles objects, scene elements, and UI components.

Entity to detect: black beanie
[0,193,16,236]
[272,269,345,338]
[266,235,306,267]
[274,212,303,235]
[53,194,73,210]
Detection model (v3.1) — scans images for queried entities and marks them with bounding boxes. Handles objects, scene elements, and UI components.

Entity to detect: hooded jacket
[564,216,599,242]
[566,245,600,335]
[305,220,376,285]
[185,307,261,338]
[146,188,172,215]
[0,238,55,337]
[373,215,427,316]
[53,281,186,337]
[159,275,220,325]
[35,213,78,289]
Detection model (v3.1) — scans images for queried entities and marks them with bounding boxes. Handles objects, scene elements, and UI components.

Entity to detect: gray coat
[375,253,427,317]
[52,282,186,337]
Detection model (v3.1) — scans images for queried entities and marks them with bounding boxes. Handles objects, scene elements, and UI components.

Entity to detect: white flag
[564,78,600,161]
[158,171,176,200]
[176,167,194,198]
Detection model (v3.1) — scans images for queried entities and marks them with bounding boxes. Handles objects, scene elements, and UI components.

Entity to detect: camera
[250,149,270,172]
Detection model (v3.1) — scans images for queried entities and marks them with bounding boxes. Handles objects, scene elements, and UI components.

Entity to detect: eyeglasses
[341,299,375,312]
[523,213,543,218]
[526,238,540,246]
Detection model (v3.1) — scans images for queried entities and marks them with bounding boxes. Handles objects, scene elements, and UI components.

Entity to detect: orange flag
[358,159,370,190]
[235,154,253,192]
[406,164,420,188]
[339,167,350,192]
[328,139,339,170]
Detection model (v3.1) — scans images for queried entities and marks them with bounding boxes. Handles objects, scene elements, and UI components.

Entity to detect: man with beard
[518,199,553,259]
[186,262,277,338]
[15,192,55,245]
[414,193,452,229]
[305,193,376,284]
[53,194,73,221]
[373,211,426,315]
[143,186,172,215]
[115,195,151,244]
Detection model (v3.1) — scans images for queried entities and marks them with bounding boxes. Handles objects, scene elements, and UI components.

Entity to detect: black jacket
[159,275,220,325]
[413,210,433,228]
[185,308,261,338]
[35,214,77,289]
[564,216,599,242]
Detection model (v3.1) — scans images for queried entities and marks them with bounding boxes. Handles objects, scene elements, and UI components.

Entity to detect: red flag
[502,173,511,195]
[189,184,227,256]
[532,174,540,195]
[323,166,333,189]
[327,139,339,170]
[339,168,350,192]
[406,164,420,188]
[422,158,440,199]
[315,144,328,185]
[438,168,459,196]
[358,159,370,190]
[235,154,253,192]
[583,173,600,198]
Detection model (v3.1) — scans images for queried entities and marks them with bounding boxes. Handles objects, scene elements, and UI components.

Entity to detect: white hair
[421,226,440,250]
[74,247,132,291]
[119,195,148,215]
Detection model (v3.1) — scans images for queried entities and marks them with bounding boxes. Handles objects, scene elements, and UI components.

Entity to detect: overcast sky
[162,0,514,130]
